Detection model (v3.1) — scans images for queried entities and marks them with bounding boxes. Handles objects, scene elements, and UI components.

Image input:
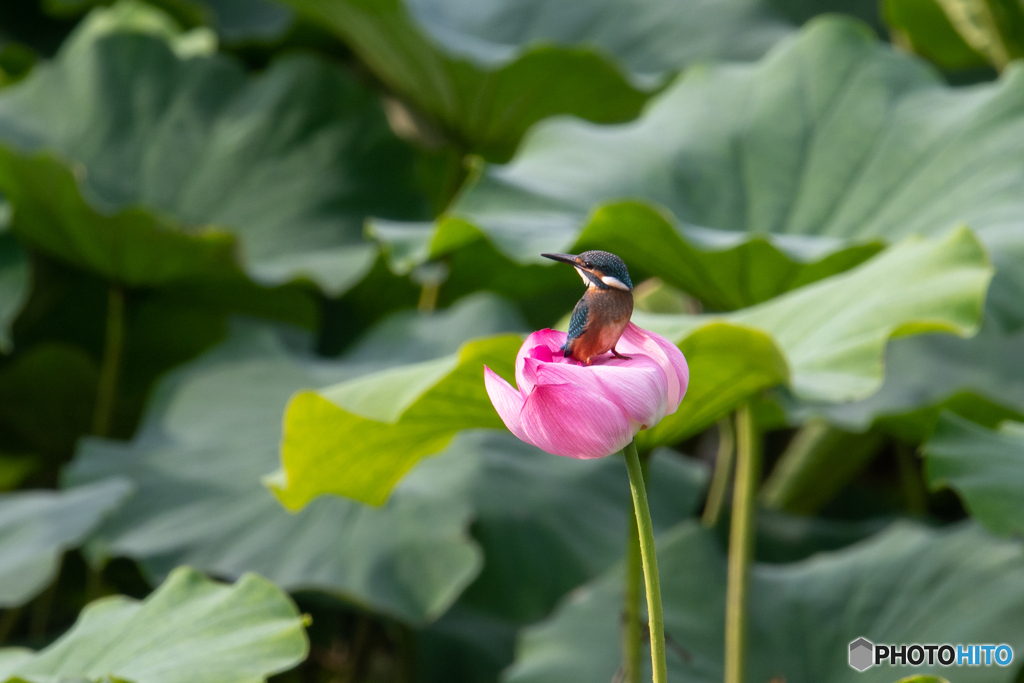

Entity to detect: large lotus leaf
[54,0,218,58]
[504,521,1024,683]
[0,230,27,351]
[272,335,521,508]
[279,0,790,162]
[789,315,1024,442]
[67,294,526,624]
[0,10,426,296]
[389,17,1024,320]
[0,566,308,683]
[273,227,989,507]
[923,412,1024,536]
[401,0,788,75]
[0,479,130,608]
[0,149,236,288]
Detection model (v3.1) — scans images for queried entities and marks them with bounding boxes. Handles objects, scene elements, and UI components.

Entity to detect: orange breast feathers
[566,291,634,365]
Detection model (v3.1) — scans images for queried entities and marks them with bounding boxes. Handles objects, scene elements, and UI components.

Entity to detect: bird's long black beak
[541,253,578,266]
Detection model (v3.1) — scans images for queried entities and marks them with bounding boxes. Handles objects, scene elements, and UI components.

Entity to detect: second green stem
[724,404,760,683]
[702,417,736,528]
[624,438,667,683]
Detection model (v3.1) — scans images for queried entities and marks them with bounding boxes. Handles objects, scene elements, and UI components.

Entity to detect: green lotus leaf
[632,322,788,451]
[67,295,707,624]
[790,315,1024,443]
[0,7,426,300]
[273,227,989,507]
[883,0,988,71]
[273,333,519,508]
[0,479,130,608]
[398,0,788,78]
[745,230,998,509]
[638,226,990,406]
[278,0,789,161]
[923,412,1024,536]
[55,0,218,57]
[891,0,1024,71]
[0,566,308,683]
[384,16,1024,321]
[505,521,1024,683]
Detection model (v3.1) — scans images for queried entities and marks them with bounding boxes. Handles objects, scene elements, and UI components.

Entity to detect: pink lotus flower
[484,322,689,459]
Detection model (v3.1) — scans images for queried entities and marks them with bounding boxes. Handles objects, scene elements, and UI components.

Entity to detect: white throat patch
[600,275,630,291]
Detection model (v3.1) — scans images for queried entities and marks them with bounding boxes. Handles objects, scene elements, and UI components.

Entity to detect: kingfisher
[542,250,634,365]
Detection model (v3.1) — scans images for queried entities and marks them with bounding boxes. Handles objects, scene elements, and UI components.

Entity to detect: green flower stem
[725,404,761,683]
[623,438,667,683]
[92,286,125,438]
[622,451,651,683]
[702,417,736,528]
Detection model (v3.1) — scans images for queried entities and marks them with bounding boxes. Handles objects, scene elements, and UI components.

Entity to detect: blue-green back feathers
[567,298,588,343]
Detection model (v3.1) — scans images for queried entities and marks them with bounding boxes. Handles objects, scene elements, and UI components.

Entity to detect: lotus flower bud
[484,323,688,458]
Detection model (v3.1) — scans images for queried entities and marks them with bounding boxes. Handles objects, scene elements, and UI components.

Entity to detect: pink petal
[520,382,633,459]
[535,358,668,430]
[648,330,689,410]
[516,329,566,393]
[484,366,531,444]
[618,323,689,411]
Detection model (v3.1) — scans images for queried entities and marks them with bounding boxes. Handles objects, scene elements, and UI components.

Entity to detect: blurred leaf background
[0,0,1023,681]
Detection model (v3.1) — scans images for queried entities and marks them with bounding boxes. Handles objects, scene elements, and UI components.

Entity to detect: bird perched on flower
[483,324,688,458]
[541,250,634,365]
[483,250,688,459]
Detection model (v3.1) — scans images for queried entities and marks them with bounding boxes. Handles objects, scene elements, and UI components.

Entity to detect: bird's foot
[611,348,631,361]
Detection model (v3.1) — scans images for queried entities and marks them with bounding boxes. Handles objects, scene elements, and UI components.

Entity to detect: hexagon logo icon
[849,637,874,671]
